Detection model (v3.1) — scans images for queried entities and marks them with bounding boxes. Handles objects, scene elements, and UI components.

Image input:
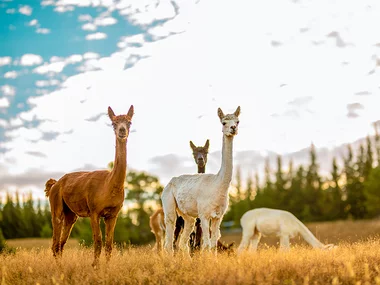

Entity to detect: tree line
[1,129,380,249]
[225,129,380,226]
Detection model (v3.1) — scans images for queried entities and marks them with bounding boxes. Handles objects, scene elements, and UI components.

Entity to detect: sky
[1,0,380,200]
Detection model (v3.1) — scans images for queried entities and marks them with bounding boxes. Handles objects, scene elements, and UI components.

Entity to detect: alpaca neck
[296,220,324,248]
[197,165,205,174]
[216,135,234,187]
[109,138,127,190]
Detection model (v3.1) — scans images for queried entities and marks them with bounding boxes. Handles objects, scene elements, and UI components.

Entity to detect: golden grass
[2,219,380,284]
[5,238,80,250]
[1,240,380,284]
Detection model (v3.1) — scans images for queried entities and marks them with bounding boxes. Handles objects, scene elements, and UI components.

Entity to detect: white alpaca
[161,106,240,253]
[237,208,335,253]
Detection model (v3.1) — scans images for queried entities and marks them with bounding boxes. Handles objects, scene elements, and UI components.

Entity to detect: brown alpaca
[44,105,134,267]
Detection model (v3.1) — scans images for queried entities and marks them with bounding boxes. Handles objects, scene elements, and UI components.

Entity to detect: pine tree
[303,144,322,221]
[288,165,306,219]
[323,157,343,220]
[345,143,367,219]
[364,135,373,179]
[374,122,380,167]
[363,166,380,217]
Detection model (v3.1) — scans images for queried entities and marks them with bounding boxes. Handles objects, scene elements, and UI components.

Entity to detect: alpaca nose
[231,125,236,130]
[119,127,126,134]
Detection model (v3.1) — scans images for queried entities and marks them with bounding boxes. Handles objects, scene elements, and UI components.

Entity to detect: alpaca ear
[127,105,134,119]
[204,139,210,150]
[217,108,224,120]
[108,106,115,121]
[190,141,196,151]
[234,106,241,117]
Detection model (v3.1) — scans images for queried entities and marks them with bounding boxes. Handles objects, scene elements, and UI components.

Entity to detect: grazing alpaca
[237,208,335,253]
[45,105,134,267]
[150,139,210,252]
[162,106,240,253]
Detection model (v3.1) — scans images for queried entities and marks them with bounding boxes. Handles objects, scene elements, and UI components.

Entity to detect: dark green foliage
[224,136,380,228]
[364,167,380,218]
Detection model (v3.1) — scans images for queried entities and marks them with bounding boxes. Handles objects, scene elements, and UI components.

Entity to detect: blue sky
[1,0,380,199]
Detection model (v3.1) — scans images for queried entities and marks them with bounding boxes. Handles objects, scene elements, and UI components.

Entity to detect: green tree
[303,144,323,221]
[364,167,380,218]
[321,157,343,220]
[345,144,367,219]
[1,193,26,238]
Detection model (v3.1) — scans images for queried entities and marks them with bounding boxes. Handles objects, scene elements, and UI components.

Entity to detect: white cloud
[0,98,10,108]
[1,85,16,96]
[33,62,66,74]
[50,56,64,63]
[82,23,96,31]
[3,0,380,192]
[86,32,107,40]
[4,71,18,79]
[0,57,12,66]
[54,6,74,12]
[78,14,92,22]
[118,34,145,48]
[35,80,60,87]
[83,52,100,60]
[6,8,16,14]
[20,54,43,66]
[36,28,51,34]
[0,119,7,128]
[33,53,84,75]
[66,54,83,64]
[117,0,177,26]
[94,17,117,26]
[28,19,38,26]
[19,5,32,16]
[41,0,54,6]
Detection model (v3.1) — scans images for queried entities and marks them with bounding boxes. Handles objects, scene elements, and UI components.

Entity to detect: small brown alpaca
[150,140,209,252]
[45,105,134,267]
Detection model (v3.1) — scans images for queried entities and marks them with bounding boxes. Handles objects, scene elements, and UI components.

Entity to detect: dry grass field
[1,219,380,284]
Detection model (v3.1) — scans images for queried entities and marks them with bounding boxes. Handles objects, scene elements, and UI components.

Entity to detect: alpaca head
[108,105,134,141]
[217,106,240,136]
[190,139,210,168]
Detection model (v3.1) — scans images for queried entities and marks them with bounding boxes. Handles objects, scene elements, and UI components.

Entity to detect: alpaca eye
[222,122,226,126]
[237,121,240,125]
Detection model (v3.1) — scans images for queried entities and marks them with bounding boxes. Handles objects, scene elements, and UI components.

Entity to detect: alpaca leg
[162,188,177,253]
[51,215,64,258]
[248,232,261,251]
[59,209,78,254]
[210,218,222,251]
[90,214,102,267]
[200,217,211,251]
[173,216,184,250]
[194,218,202,250]
[279,235,290,251]
[178,216,195,253]
[49,192,64,258]
[159,231,165,253]
[104,216,118,262]
[237,226,253,254]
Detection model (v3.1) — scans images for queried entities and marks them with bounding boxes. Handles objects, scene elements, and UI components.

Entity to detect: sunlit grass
[1,239,380,284]
[2,219,380,284]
